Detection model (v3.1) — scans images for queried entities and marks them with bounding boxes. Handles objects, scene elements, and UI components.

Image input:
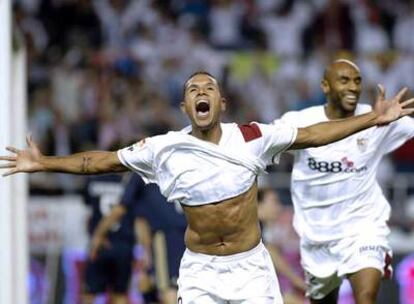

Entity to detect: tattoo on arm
[81,156,92,173]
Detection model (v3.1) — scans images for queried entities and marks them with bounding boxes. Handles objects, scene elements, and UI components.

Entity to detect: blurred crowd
[12,0,414,193]
[14,2,414,302]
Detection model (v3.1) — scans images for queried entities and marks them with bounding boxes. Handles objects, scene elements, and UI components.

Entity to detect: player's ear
[180,101,187,114]
[220,97,226,112]
[321,79,329,94]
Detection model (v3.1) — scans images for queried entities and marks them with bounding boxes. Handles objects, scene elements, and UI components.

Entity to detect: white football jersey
[118,122,297,206]
[279,104,414,243]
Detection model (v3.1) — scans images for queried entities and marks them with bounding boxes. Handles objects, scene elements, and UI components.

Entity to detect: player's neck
[191,124,222,145]
[324,103,355,120]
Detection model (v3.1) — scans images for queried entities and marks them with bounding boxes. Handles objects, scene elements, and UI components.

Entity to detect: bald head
[323,59,360,80]
[320,59,362,118]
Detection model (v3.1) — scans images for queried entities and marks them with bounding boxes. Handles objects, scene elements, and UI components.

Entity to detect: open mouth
[196,100,210,117]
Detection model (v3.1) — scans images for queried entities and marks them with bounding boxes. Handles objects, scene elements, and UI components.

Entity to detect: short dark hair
[183,71,218,97]
[186,70,215,82]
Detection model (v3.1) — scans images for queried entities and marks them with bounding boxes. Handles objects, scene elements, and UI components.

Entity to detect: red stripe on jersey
[238,123,262,142]
[383,253,393,279]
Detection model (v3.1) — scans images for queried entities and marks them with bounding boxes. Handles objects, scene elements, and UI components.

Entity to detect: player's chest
[159,139,255,173]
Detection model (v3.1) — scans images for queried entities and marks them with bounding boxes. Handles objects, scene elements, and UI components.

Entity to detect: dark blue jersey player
[90,173,186,304]
[82,173,135,304]
[123,174,187,304]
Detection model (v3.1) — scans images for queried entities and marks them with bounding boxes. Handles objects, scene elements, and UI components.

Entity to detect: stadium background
[4,0,414,303]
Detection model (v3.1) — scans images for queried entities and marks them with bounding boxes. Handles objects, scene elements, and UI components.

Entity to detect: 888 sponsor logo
[307,157,343,173]
[307,157,368,173]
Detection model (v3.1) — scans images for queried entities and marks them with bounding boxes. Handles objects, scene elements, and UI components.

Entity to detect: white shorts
[177,241,283,304]
[301,233,393,300]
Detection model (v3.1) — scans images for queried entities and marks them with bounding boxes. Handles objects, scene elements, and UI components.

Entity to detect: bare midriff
[182,182,261,256]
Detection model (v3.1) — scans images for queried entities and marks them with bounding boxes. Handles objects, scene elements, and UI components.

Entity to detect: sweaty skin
[183,183,260,255]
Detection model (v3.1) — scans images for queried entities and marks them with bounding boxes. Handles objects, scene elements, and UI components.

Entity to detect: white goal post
[0,0,28,303]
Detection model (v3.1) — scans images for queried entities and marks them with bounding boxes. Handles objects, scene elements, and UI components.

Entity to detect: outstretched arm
[0,135,128,176]
[291,86,414,150]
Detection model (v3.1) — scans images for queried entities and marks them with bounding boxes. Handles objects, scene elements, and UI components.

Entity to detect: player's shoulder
[222,122,239,131]
[283,105,324,118]
[143,130,182,145]
[279,105,325,127]
[236,122,264,142]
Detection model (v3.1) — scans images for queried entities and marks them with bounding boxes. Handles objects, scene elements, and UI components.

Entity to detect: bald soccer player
[279,60,414,304]
[2,71,413,303]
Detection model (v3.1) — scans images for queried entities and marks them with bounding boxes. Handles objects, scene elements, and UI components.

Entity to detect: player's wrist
[359,111,379,127]
[38,155,54,172]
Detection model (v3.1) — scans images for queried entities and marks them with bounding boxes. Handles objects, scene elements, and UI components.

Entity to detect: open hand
[0,135,44,177]
[374,85,414,125]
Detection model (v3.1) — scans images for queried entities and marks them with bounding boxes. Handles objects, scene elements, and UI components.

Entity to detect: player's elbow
[97,151,128,173]
[291,127,323,149]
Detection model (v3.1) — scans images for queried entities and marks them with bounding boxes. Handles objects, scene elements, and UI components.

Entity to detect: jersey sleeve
[117,138,156,184]
[279,110,300,127]
[255,121,298,164]
[382,116,414,154]
[278,111,301,156]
